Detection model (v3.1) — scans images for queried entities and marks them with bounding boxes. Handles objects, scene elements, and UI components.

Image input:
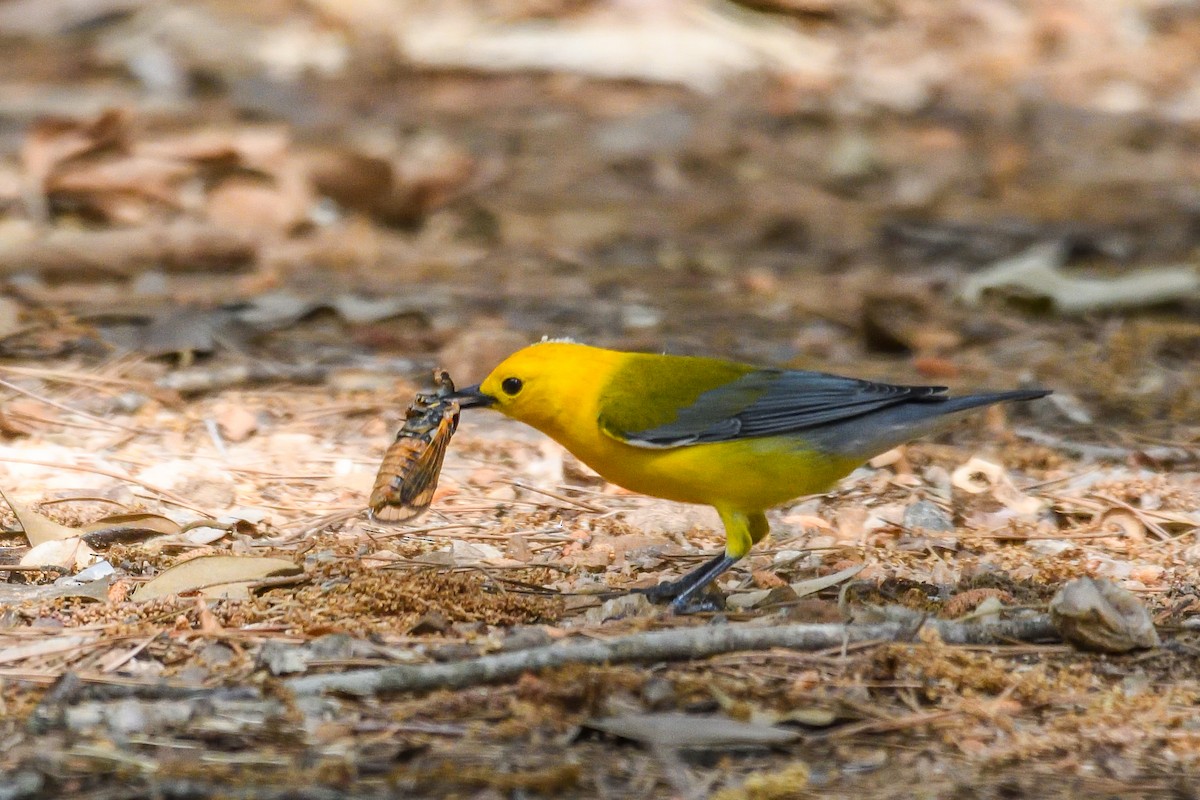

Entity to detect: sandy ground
[0,2,1198,797]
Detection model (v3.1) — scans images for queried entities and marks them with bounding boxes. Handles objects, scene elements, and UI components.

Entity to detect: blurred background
[0,0,1198,443]
[2,5,1200,796]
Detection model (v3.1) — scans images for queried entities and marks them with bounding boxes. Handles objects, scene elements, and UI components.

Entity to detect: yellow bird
[448,341,1049,611]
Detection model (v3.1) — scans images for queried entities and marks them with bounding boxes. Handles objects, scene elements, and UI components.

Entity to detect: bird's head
[447,341,619,435]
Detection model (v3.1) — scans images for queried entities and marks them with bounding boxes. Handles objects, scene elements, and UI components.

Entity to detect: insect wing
[368,398,459,523]
[399,406,457,507]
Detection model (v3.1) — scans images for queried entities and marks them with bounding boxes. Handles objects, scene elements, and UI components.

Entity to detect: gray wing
[617,370,947,447]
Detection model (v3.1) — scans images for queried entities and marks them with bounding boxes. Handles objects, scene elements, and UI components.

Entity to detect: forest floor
[0,2,1199,798]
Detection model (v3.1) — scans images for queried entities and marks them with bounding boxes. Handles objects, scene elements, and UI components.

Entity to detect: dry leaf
[0,635,99,666]
[1098,510,1147,544]
[991,483,1043,517]
[0,578,110,605]
[450,540,504,565]
[725,588,773,610]
[506,534,532,562]
[1050,577,1160,653]
[960,242,1200,314]
[868,447,905,469]
[790,562,864,599]
[21,110,129,196]
[751,569,786,589]
[20,537,95,570]
[82,513,183,534]
[134,555,301,601]
[81,512,182,547]
[586,713,800,748]
[194,596,223,634]
[0,489,82,547]
[778,513,832,531]
[834,506,869,542]
[205,175,307,233]
[213,403,259,442]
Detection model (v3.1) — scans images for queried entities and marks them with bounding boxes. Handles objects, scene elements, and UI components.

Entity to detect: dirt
[0,2,1199,798]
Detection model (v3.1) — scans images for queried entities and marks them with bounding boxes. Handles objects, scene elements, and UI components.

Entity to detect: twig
[1014,427,1199,465]
[825,710,961,739]
[0,365,150,389]
[365,522,489,540]
[0,456,205,513]
[0,564,71,573]
[0,376,147,434]
[286,615,1057,696]
[157,363,331,395]
[498,480,605,512]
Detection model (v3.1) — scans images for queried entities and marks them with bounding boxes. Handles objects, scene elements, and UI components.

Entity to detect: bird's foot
[667,590,725,614]
[630,553,738,614]
[632,578,688,603]
[632,581,725,613]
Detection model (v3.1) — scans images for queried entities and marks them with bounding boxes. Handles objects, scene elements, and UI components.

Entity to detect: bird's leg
[635,552,736,605]
[666,554,738,613]
[637,510,769,613]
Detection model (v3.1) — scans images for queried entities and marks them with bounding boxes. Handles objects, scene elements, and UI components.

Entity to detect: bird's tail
[932,388,1052,415]
[805,388,1051,459]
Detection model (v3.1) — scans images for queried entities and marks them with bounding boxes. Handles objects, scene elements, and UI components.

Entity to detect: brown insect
[368,370,460,523]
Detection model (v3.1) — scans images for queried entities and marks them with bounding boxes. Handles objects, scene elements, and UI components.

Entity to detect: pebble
[903,499,955,533]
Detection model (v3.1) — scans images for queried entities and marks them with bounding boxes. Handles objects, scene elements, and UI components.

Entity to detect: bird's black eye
[501,377,523,396]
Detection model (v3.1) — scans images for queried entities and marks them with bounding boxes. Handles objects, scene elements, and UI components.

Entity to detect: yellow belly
[565,433,862,512]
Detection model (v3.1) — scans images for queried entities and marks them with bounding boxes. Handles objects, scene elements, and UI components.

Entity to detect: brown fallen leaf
[194,596,224,634]
[506,534,532,562]
[21,110,130,215]
[205,171,311,233]
[0,406,32,438]
[134,555,301,601]
[0,489,82,546]
[1098,510,1147,547]
[751,569,786,589]
[213,402,259,442]
[81,512,182,547]
[778,512,832,531]
[1050,577,1160,653]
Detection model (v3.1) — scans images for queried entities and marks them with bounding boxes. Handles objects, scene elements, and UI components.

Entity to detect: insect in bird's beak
[445,384,496,409]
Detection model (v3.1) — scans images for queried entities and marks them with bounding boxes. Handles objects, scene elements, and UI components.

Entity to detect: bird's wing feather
[601,368,947,448]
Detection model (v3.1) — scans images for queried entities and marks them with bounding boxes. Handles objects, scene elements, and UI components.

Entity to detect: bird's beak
[446,384,496,409]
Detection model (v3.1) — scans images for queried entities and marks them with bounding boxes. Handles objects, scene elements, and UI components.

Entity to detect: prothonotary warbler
[448,341,1050,612]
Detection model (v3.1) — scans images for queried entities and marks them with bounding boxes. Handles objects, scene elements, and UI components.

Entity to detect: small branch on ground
[1015,427,1199,466]
[157,363,331,395]
[0,222,257,278]
[286,615,1057,697]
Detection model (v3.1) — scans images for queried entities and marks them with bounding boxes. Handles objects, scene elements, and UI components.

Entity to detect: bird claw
[633,581,726,613]
[667,592,725,614]
[631,552,735,613]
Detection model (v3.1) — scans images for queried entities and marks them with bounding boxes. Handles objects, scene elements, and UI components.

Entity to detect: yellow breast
[561,429,861,511]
